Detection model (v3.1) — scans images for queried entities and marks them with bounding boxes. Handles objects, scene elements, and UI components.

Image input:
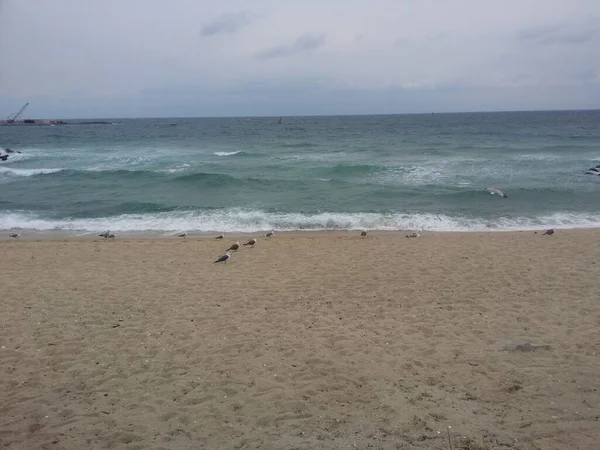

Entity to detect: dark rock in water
[585,164,600,175]
[503,342,551,352]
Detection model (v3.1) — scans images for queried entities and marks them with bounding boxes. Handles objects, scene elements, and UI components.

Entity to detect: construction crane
[6,102,29,123]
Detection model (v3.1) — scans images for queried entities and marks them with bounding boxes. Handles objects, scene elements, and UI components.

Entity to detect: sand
[1,230,599,450]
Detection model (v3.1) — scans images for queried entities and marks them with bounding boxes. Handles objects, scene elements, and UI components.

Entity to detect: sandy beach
[1,230,599,450]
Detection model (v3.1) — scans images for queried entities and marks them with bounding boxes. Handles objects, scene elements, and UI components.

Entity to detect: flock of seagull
[213,232,271,263]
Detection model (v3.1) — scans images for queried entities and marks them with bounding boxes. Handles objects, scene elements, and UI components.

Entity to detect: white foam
[1,209,599,233]
[0,167,64,177]
[513,154,560,161]
[158,163,192,173]
[214,151,241,156]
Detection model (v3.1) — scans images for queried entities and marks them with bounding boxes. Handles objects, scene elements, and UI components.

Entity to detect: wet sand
[1,230,599,449]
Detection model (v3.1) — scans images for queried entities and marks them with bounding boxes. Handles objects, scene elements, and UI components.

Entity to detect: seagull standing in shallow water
[214,252,231,263]
[486,187,507,198]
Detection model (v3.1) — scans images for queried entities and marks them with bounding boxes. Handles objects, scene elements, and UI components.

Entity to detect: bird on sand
[177,233,187,238]
[227,242,240,251]
[486,187,507,198]
[263,230,275,237]
[215,234,224,239]
[214,252,231,263]
[542,228,555,236]
[406,230,421,238]
[9,233,20,238]
[107,233,116,239]
[99,230,110,238]
[360,230,367,237]
[243,238,257,247]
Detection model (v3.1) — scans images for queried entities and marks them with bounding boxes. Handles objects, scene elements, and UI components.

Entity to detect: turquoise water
[1,111,599,233]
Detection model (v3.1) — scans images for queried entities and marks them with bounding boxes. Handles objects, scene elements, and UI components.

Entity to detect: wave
[0,167,293,190]
[0,167,65,177]
[325,164,387,176]
[213,151,243,156]
[173,172,241,187]
[2,209,599,233]
[279,142,317,149]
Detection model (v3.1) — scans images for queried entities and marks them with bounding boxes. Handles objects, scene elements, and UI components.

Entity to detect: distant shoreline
[0,120,118,126]
[1,109,599,122]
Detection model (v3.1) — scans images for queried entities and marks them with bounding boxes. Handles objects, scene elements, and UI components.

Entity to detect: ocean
[1,111,599,234]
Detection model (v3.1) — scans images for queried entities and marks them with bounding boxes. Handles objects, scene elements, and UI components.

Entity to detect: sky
[0,0,599,118]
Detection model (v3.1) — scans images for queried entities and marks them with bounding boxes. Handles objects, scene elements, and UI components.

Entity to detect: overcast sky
[1,0,599,118]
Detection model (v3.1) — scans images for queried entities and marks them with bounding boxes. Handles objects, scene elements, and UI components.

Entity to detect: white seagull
[486,187,507,198]
[243,238,257,247]
[214,252,231,263]
[99,230,110,238]
[227,241,240,251]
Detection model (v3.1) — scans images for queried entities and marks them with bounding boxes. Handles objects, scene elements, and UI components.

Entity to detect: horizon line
[7,107,600,121]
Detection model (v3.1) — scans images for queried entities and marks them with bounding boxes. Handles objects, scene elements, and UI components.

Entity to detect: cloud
[256,33,326,59]
[200,11,256,37]
[0,0,599,118]
[518,22,600,45]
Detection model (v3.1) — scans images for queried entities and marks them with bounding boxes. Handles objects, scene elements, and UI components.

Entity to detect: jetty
[0,102,67,126]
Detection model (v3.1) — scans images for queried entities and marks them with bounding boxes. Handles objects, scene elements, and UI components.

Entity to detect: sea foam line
[0,167,65,177]
[1,209,600,233]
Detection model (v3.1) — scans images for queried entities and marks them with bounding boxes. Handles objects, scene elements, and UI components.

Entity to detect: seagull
[486,187,507,198]
[9,233,20,238]
[243,238,257,247]
[263,230,275,238]
[360,230,367,237]
[107,233,116,239]
[227,241,240,251]
[99,230,110,238]
[542,228,555,236]
[214,252,231,263]
[215,234,224,240]
[406,230,421,238]
[177,233,187,238]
